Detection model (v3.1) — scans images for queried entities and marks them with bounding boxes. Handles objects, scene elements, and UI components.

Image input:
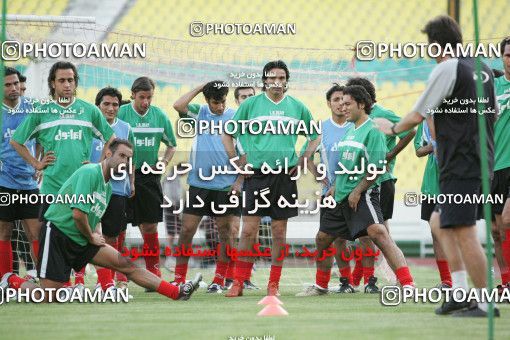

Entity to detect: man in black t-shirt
[374,16,498,318]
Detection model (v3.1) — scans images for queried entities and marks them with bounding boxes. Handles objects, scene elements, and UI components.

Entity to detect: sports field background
[1,265,510,339]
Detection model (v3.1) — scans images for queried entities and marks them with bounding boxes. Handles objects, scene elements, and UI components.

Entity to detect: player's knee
[315,231,331,246]
[334,238,347,248]
[240,227,258,241]
[367,224,389,243]
[116,256,137,274]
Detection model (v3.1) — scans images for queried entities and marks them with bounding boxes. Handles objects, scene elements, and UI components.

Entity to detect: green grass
[1,264,509,340]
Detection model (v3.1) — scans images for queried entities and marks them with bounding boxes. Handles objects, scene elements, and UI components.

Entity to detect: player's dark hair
[48,61,79,97]
[18,74,26,82]
[346,77,376,103]
[343,85,373,114]
[108,138,133,154]
[4,66,19,78]
[500,36,510,56]
[203,80,229,101]
[131,76,155,93]
[422,15,463,50]
[262,60,290,91]
[326,83,344,101]
[493,68,504,78]
[95,87,122,106]
[234,86,255,100]
[120,99,131,105]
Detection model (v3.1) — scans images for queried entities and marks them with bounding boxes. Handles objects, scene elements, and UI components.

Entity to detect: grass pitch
[1,263,509,340]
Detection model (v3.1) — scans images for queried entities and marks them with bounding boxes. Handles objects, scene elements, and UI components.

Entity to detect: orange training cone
[257,304,289,317]
[258,295,283,305]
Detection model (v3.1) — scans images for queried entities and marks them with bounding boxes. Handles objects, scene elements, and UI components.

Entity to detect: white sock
[477,288,488,312]
[451,270,469,291]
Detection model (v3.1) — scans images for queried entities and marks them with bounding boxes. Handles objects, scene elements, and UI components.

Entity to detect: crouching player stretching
[1,139,201,301]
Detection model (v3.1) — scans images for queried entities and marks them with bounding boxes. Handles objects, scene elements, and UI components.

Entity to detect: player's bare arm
[416,143,434,158]
[10,139,56,171]
[374,111,423,136]
[99,135,116,162]
[173,83,207,115]
[72,208,105,246]
[387,129,416,162]
[292,136,321,176]
[222,134,238,160]
[348,176,378,212]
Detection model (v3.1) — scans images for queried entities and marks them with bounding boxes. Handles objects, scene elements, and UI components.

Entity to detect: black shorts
[37,222,100,283]
[421,197,436,222]
[129,171,163,226]
[242,171,298,220]
[491,167,510,215]
[436,178,480,228]
[101,194,128,237]
[320,187,384,241]
[183,186,242,217]
[379,179,395,221]
[0,186,40,222]
[39,200,50,222]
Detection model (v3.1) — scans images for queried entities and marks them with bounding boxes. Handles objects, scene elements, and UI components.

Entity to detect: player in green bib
[0,139,201,301]
[297,85,414,296]
[491,37,510,291]
[343,78,416,291]
[414,122,452,288]
[223,60,320,297]
[10,61,115,215]
[117,77,177,279]
[346,78,416,227]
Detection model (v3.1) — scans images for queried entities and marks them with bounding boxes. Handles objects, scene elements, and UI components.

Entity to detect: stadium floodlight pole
[472,0,494,338]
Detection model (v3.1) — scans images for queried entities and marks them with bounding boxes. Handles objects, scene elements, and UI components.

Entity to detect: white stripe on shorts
[365,188,380,224]
[39,222,52,278]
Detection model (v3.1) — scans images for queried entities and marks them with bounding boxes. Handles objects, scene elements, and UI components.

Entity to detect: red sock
[212,261,228,285]
[352,258,363,286]
[0,240,13,277]
[63,279,72,287]
[31,240,39,261]
[157,280,180,300]
[436,259,452,286]
[74,267,86,285]
[143,232,161,277]
[225,260,235,280]
[174,263,188,284]
[234,260,253,282]
[339,266,352,284]
[269,265,282,284]
[96,268,115,291]
[116,271,128,283]
[7,274,27,289]
[115,232,128,282]
[501,271,510,285]
[363,266,375,284]
[315,269,331,289]
[501,230,510,282]
[395,266,414,286]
